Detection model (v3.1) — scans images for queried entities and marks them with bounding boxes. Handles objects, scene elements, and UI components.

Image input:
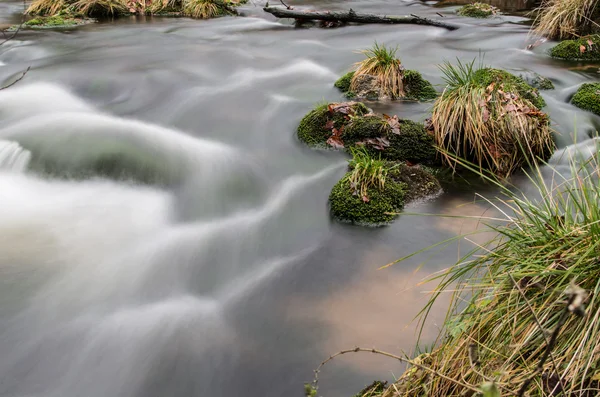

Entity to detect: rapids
[0,2,599,396]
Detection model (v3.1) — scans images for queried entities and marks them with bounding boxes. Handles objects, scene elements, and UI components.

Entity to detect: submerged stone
[571,82,600,116]
[550,35,600,61]
[521,72,555,90]
[457,2,499,17]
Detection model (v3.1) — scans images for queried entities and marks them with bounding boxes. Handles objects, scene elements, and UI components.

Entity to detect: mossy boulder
[334,71,356,98]
[472,68,546,109]
[550,35,600,60]
[572,82,600,115]
[23,14,94,28]
[403,70,438,101]
[329,174,407,225]
[334,70,437,101]
[297,102,370,147]
[342,116,437,164]
[457,2,499,18]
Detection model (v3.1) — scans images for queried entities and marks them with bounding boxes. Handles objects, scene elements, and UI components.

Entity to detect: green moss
[386,120,437,163]
[342,115,389,145]
[571,82,600,115]
[550,35,600,60]
[457,2,498,18]
[329,174,406,225]
[403,70,438,101]
[297,102,370,147]
[24,14,91,28]
[334,71,354,93]
[343,117,437,164]
[473,68,546,109]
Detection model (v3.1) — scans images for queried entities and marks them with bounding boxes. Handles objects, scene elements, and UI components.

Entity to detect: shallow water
[0,2,599,397]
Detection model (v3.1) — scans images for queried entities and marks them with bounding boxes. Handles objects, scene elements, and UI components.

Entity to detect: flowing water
[0,1,599,396]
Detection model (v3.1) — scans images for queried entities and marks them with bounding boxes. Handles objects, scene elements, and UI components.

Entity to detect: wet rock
[550,35,600,61]
[572,82,600,116]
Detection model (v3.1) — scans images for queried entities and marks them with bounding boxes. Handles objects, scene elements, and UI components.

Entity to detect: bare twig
[1,23,23,46]
[279,0,291,10]
[310,347,480,395]
[0,66,31,90]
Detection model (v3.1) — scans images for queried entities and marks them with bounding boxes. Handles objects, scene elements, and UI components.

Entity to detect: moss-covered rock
[334,71,355,97]
[329,174,407,225]
[343,116,437,164]
[473,68,546,109]
[571,82,600,116]
[23,14,94,28]
[389,163,442,202]
[457,2,499,17]
[525,73,555,90]
[333,70,436,101]
[550,35,600,60]
[403,70,438,101]
[297,102,370,147]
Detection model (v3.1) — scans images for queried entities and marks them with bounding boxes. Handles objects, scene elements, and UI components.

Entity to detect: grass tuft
[382,144,600,396]
[431,59,554,177]
[533,0,600,40]
[182,0,233,19]
[351,42,405,99]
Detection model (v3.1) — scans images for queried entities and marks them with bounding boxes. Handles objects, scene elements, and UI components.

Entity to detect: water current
[0,1,599,396]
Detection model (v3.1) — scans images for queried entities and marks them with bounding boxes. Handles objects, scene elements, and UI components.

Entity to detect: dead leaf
[482,106,490,123]
[361,195,370,203]
[588,39,594,46]
[386,114,401,134]
[325,120,334,130]
[580,45,586,54]
[327,136,344,149]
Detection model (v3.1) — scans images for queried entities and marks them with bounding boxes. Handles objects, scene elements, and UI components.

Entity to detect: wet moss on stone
[571,82,600,116]
[550,35,600,60]
[23,14,94,28]
[528,74,555,90]
[334,71,356,98]
[473,68,546,109]
[296,102,370,147]
[457,2,498,18]
[329,174,406,225]
[342,116,437,164]
[403,70,438,101]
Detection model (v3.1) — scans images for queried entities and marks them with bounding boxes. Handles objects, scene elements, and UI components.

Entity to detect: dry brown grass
[350,42,405,99]
[26,0,67,16]
[431,60,554,177]
[533,0,600,39]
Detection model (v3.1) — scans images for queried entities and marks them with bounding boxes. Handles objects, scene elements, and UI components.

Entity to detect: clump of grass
[381,146,600,396]
[457,2,499,18]
[431,59,554,177]
[351,42,405,99]
[182,0,233,19]
[533,0,600,40]
[70,0,128,16]
[26,0,67,16]
[346,146,389,200]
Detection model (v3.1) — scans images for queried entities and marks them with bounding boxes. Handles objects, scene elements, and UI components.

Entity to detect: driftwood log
[263,6,460,30]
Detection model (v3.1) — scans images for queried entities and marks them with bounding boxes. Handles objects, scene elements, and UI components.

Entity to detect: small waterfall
[0,140,30,172]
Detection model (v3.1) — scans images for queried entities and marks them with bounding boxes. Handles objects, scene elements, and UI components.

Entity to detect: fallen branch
[307,347,480,396]
[0,66,30,90]
[263,6,459,30]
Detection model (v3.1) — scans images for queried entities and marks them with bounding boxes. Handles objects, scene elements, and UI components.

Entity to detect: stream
[0,1,599,396]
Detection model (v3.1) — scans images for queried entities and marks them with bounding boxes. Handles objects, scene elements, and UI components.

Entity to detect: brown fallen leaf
[588,39,594,46]
[325,120,334,130]
[580,45,586,54]
[361,195,370,203]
